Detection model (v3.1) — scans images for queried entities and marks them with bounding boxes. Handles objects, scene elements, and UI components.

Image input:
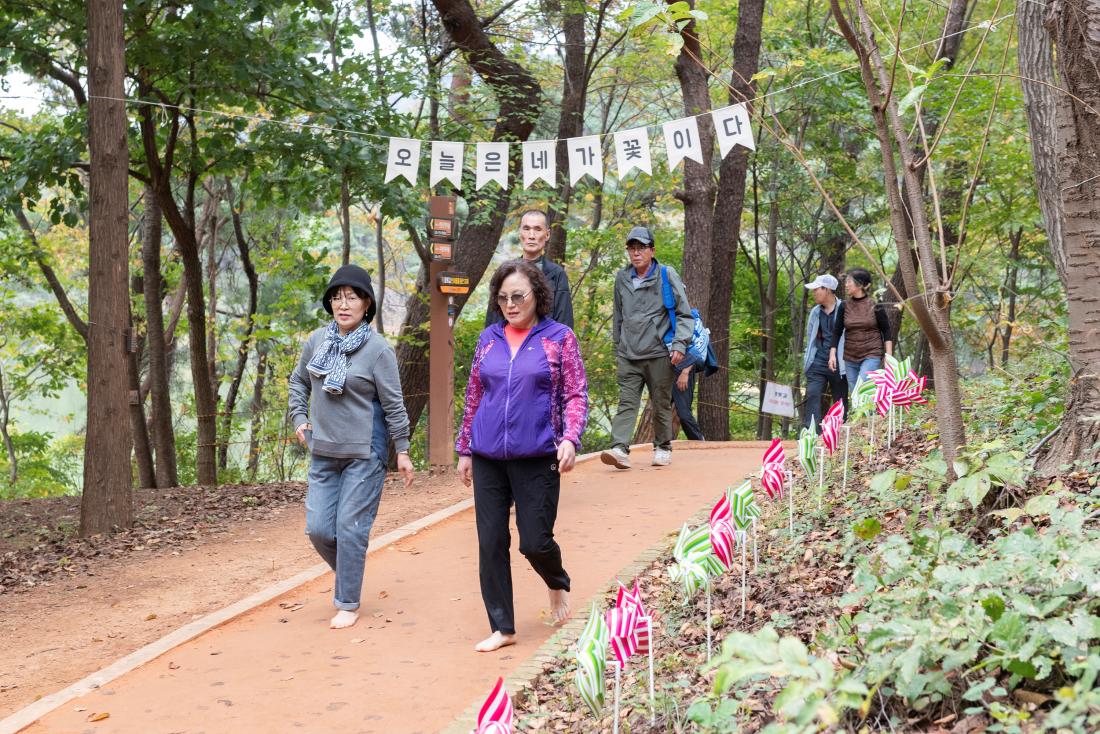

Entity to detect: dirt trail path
[9,443,769,734]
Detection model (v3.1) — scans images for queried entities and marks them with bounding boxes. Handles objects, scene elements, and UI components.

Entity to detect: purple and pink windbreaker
[456,318,588,460]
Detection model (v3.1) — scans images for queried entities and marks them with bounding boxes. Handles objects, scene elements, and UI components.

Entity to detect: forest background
[0,0,1094,532]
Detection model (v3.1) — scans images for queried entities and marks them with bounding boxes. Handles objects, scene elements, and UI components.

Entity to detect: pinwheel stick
[751,518,759,572]
[842,424,851,494]
[646,618,655,724]
[740,536,747,618]
[611,659,622,734]
[817,446,825,509]
[785,470,794,536]
[869,413,876,463]
[705,585,713,662]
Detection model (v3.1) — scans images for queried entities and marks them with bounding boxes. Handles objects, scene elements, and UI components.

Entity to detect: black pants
[472,454,570,635]
[803,365,849,431]
[672,370,705,440]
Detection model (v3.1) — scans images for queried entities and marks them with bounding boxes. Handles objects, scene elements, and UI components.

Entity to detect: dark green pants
[611,355,675,452]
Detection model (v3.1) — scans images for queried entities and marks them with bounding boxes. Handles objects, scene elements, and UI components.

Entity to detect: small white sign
[762,381,795,418]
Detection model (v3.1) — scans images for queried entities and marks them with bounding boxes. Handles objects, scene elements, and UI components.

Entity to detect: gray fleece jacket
[288,327,411,459]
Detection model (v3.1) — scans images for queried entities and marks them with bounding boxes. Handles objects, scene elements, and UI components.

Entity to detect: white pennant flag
[384,137,421,185]
[711,104,755,156]
[429,141,464,187]
[475,142,509,190]
[662,117,705,170]
[613,127,653,178]
[566,135,603,185]
[522,140,556,189]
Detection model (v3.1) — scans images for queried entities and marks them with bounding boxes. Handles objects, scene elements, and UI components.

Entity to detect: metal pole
[842,424,851,494]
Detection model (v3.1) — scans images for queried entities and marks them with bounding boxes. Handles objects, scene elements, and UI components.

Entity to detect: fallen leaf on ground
[87,712,109,722]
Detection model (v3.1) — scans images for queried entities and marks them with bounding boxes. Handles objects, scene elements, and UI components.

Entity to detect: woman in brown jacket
[828,268,893,386]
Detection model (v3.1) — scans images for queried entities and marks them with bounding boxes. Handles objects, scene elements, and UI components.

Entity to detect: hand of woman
[828,349,837,373]
[295,422,311,447]
[676,369,690,392]
[396,452,415,488]
[556,440,577,474]
[457,455,473,487]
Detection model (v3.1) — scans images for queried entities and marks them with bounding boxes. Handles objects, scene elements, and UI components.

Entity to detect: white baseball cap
[804,274,838,291]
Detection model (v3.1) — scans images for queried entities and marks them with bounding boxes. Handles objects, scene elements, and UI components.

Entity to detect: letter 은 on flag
[385,137,421,185]
[475,142,509,190]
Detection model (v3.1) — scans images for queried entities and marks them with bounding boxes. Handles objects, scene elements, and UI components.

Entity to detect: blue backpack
[659,266,718,376]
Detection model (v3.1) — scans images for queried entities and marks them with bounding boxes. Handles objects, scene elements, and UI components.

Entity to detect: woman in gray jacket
[289,264,414,629]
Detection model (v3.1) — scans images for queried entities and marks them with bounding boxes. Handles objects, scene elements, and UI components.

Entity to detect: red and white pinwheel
[616,581,651,656]
[761,437,787,499]
[708,492,738,571]
[605,605,640,665]
[470,677,513,734]
[821,399,845,455]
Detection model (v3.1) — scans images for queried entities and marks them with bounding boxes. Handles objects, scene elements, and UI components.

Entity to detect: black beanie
[322,264,377,323]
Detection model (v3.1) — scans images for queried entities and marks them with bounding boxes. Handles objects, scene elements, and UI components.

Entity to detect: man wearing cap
[600,226,693,469]
[485,209,574,329]
[802,274,848,431]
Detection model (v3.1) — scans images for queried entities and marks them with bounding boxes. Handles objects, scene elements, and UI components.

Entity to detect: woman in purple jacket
[456,259,588,653]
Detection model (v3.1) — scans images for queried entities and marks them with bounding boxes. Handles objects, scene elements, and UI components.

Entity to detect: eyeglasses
[496,291,530,307]
[331,293,362,306]
[626,243,652,252]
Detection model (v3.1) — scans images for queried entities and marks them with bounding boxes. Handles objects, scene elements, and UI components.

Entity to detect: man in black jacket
[485,210,574,329]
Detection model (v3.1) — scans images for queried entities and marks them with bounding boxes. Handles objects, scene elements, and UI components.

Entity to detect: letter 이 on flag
[613,127,652,178]
[567,135,604,184]
[429,141,464,188]
[662,116,704,170]
[523,140,556,188]
[385,137,421,185]
[475,142,509,190]
[711,104,755,156]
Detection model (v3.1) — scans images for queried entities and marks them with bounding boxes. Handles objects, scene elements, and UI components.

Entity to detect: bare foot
[474,631,517,652]
[549,588,571,625]
[330,610,359,629]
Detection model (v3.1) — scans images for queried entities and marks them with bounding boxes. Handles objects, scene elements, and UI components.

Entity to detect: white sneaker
[652,448,671,466]
[600,447,632,469]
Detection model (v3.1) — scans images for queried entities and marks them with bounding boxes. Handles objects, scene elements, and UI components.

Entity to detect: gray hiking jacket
[612,259,694,361]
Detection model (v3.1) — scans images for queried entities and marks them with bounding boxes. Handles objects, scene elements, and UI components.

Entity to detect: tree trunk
[1000,228,1021,366]
[0,367,17,484]
[246,344,268,481]
[545,0,587,264]
[374,209,386,334]
[759,189,780,439]
[204,195,220,417]
[127,323,156,490]
[139,103,219,486]
[141,182,178,487]
[1034,0,1100,473]
[219,180,260,471]
[697,0,765,441]
[82,0,133,535]
[396,0,542,431]
[340,171,352,265]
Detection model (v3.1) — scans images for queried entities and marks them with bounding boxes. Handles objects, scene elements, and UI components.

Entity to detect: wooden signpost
[427,196,467,471]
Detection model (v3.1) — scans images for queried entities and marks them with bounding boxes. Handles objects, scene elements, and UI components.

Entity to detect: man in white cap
[802,274,847,430]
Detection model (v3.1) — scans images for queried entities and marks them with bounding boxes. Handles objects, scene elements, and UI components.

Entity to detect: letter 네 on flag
[384,137,421,185]
[711,104,755,156]
[475,142,509,190]
[429,141,465,188]
[613,127,652,178]
[522,140,556,189]
[567,135,603,184]
[662,116,704,170]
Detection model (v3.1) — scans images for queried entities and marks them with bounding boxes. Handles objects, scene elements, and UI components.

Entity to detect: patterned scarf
[307,320,372,395]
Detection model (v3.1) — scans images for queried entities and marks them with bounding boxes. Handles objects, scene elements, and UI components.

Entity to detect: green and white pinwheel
[574,602,609,715]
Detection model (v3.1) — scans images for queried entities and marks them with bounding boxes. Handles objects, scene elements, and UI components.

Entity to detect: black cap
[323,264,377,323]
[626,225,655,247]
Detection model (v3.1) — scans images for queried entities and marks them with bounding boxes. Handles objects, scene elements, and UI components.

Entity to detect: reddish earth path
[10,442,769,734]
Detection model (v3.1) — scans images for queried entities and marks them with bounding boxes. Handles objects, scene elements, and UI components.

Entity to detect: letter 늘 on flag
[430,141,465,188]
[522,140,556,189]
[567,135,603,184]
[662,116,704,170]
[711,104,755,156]
[385,137,421,185]
[475,142,509,190]
[613,127,652,178]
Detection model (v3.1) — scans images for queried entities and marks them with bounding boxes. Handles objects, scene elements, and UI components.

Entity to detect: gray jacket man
[802,274,848,430]
[601,226,693,470]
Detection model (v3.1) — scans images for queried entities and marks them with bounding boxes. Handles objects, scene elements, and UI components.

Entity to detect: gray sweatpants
[610,355,675,452]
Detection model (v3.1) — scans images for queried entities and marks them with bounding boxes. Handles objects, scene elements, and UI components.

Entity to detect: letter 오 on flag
[567,135,603,184]
[475,142,509,190]
[613,127,653,178]
[662,117,704,170]
[385,137,421,184]
[430,141,464,188]
[711,104,755,155]
[522,140,556,189]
